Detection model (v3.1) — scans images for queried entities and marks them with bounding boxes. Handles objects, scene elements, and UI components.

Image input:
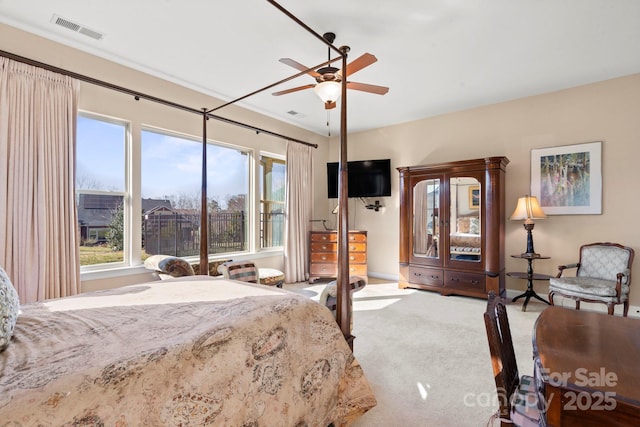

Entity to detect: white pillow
[0,266,20,352]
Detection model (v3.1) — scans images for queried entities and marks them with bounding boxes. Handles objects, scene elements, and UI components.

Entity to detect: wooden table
[533,307,640,426]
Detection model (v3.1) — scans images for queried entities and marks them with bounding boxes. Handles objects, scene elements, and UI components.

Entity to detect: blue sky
[76,116,249,207]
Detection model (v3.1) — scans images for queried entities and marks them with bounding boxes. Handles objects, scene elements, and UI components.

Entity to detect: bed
[449,216,481,260]
[0,276,376,426]
[449,232,481,258]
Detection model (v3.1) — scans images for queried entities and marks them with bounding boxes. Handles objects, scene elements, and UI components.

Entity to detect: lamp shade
[510,196,546,222]
[314,81,341,104]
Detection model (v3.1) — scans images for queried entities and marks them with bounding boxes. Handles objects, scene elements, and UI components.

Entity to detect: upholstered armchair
[548,242,635,316]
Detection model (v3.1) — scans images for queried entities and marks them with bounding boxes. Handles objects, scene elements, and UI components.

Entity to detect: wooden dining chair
[484,291,542,426]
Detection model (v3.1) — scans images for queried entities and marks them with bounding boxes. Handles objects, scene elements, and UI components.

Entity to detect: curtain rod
[0,49,318,149]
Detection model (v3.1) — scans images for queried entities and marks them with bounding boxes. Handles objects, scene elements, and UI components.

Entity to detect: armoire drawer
[444,270,485,292]
[408,266,444,287]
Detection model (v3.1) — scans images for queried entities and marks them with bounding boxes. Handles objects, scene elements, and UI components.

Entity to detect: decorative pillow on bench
[0,266,20,352]
[144,255,195,278]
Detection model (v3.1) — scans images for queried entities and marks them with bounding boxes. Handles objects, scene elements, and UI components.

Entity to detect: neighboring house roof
[78,194,174,227]
[142,198,173,213]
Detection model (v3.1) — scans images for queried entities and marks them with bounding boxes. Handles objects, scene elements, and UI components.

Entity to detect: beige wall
[4,23,640,310]
[327,73,640,309]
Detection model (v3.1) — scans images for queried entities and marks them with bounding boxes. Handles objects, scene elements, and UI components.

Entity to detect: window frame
[140,126,254,260]
[259,152,286,250]
[76,111,132,272]
[78,115,285,281]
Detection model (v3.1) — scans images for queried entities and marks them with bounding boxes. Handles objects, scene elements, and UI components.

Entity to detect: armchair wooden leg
[575,300,580,311]
[608,304,615,315]
[624,301,629,317]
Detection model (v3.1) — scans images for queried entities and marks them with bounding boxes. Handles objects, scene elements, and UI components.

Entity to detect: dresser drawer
[310,263,337,276]
[310,242,337,253]
[347,242,366,252]
[311,252,367,263]
[311,264,366,278]
[310,232,337,243]
[348,264,367,276]
[348,233,367,243]
[311,252,337,263]
[348,252,367,263]
[409,266,444,287]
[444,270,485,292]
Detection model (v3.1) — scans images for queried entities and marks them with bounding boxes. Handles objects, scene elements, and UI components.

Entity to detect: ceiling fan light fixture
[314,81,341,104]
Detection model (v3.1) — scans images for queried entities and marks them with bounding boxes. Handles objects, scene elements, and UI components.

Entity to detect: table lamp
[510,195,547,257]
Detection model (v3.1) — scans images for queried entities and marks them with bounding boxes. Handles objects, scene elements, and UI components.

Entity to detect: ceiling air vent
[287,110,306,118]
[51,14,104,40]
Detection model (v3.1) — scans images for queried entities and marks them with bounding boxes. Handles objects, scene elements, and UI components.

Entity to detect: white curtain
[283,142,313,283]
[0,58,81,303]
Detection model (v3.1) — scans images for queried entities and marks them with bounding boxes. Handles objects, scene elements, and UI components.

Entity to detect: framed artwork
[468,185,480,209]
[530,141,602,215]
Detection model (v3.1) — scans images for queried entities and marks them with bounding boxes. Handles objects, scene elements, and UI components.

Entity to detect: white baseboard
[368,271,640,319]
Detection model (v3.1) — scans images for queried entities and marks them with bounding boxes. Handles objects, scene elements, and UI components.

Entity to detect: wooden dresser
[308,230,367,283]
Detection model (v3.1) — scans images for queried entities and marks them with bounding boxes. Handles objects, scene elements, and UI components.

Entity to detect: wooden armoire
[397,157,509,299]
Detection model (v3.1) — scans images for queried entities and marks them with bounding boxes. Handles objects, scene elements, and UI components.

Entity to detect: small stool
[258,268,285,288]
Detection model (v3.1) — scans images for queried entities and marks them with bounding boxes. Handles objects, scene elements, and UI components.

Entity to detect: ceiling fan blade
[272,84,315,96]
[339,53,378,77]
[347,81,389,95]
[279,58,321,78]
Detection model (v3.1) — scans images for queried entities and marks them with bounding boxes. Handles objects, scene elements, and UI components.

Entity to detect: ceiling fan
[272,32,389,110]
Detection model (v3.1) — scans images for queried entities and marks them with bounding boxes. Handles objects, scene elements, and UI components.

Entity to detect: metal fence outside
[143,211,246,257]
[143,210,284,256]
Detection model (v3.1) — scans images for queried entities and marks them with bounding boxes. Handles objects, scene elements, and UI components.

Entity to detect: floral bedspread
[0,277,376,426]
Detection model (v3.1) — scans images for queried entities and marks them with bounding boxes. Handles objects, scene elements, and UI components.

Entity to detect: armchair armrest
[556,262,579,278]
[614,268,631,296]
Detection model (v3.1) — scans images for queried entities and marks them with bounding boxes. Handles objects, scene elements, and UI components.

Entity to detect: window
[76,113,128,266]
[260,155,286,248]
[141,130,249,258]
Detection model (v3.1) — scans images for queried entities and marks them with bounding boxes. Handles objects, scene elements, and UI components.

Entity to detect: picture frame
[468,185,480,209]
[530,141,602,215]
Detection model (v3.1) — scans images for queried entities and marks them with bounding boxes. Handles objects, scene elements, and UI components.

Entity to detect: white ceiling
[2,0,640,136]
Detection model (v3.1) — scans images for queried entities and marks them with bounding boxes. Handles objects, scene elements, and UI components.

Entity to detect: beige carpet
[284,278,547,427]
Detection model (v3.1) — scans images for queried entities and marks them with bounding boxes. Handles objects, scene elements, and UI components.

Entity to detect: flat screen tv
[327,159,391,198]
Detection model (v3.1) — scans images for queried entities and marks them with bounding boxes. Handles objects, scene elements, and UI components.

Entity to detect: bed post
[336,45,353,350]
[200,110,209,275]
